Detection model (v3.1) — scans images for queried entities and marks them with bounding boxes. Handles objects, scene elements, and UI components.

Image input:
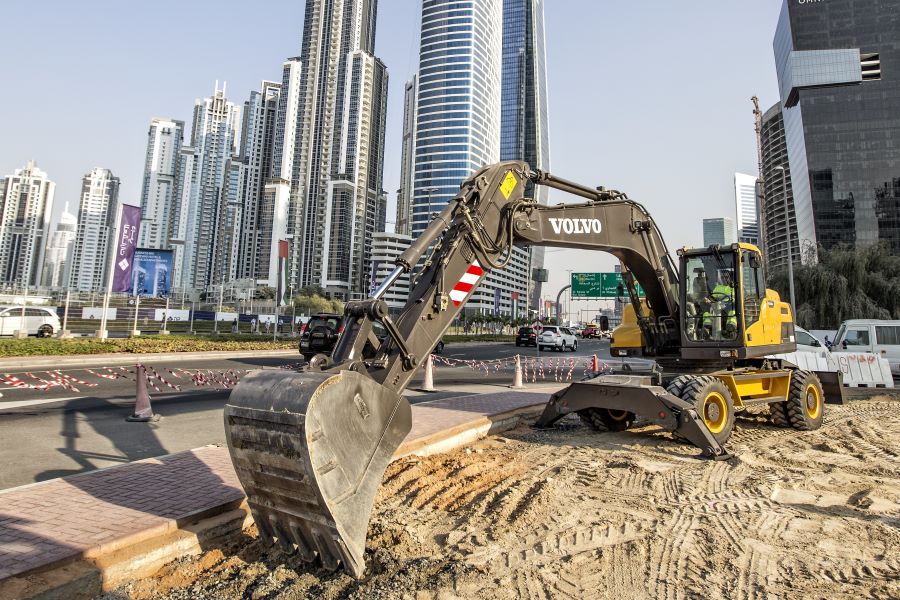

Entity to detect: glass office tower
[774,0,900,256]
[501,0,550,316]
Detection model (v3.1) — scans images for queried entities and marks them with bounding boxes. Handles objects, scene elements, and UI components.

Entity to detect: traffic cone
[421,354,436,392]
[126,364,160,422]
[509,354,525,389]
[591,354,600,374]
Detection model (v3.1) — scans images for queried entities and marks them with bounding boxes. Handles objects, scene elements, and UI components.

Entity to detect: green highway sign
[571,272,644,298]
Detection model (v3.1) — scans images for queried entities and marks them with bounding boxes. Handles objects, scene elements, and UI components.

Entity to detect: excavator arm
[224,162,728,578]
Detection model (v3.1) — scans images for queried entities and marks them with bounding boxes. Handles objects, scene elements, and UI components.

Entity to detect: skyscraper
[406,0,549,317]
[773,0,900,256]
[500,0,550,314]
[395,76,418,237]
[41,203,77,288]
[734,172,759,246]
[703,217,736,247]
[409,0,504,313]
[138,118,184,249]
[759,101,800,271]
[0,161,55,287]
[258,58,302,287]
[289,0,389,300]
[232,80,281,284]
[70,168,121,292]
[171,83,240,291]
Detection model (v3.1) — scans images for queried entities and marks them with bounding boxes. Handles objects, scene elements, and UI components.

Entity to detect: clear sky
[0,0,784,314]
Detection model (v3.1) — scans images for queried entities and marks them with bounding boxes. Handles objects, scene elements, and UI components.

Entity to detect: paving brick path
[0,390,551,581]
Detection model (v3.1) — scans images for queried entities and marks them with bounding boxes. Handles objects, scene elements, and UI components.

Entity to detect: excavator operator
[706,269,737,339]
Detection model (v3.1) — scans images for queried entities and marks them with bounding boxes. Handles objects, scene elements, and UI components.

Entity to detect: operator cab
[677,243,793,360]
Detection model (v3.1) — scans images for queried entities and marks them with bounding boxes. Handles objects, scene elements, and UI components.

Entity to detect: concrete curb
[0,349,298,370]
[0,399,547,599]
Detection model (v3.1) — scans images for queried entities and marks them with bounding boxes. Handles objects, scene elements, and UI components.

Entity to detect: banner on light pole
[111,204,141,293]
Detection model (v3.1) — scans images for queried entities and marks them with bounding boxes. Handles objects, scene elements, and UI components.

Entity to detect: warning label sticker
[500,171,518,199]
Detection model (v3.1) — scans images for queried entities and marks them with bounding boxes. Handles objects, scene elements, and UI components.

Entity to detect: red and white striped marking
[449,260,484,306]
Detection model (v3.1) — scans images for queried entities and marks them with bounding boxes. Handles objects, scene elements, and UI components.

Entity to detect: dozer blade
[224,369,411,578]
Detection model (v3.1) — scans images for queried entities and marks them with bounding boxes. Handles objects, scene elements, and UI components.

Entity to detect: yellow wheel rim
[804,383,822,420]
[607,410,630,421]
[703,392,728,434]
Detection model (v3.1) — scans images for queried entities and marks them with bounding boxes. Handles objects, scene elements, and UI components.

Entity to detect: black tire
[680,376,736,445]
[785,370,824,431]
[578,407,635,431]
[665,375,694,399]
[769,401,790,428]
[516,341,521,347]
[37,324,53,338]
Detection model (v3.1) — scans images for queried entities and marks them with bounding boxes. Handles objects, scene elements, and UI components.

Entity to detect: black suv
[516,326,537,347]
[299,313,343,360]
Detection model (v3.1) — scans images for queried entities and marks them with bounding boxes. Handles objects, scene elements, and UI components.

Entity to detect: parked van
[0,305,61,337]
[833,319,900,376]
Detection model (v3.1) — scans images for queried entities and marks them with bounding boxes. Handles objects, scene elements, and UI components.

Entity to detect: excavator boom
[224,161,730,577]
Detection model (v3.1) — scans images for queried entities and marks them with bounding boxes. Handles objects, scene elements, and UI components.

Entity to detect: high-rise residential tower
[171,83,240,291]
[138,118,184,249]
[760,101,800,271]
[70,168,121,292]
[500,0,550,315]
[773,0,900,256]
[289,0,389,300]
[258,58,302,287]
[395,76,418,237]
[734,172,760,246]
[0,161,55,287]
[230,80,281,284]
[41,203,77,288]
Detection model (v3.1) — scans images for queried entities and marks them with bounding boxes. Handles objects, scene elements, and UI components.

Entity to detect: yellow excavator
[224,162,828,578]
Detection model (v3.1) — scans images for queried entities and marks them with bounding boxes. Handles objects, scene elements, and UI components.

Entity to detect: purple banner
[111,204,142,292]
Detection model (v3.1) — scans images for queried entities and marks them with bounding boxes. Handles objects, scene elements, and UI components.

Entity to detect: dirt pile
[105,396,900,599]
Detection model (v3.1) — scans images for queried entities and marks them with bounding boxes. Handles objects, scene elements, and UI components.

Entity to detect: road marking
[0,397,82,410]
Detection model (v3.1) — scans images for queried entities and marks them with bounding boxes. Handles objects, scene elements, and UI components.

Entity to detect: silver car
[538,326,578,352]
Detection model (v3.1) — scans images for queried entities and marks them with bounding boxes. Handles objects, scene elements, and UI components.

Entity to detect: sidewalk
[0,388,560,598]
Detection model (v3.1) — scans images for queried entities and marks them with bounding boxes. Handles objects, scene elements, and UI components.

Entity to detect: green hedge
[0,335,296,357]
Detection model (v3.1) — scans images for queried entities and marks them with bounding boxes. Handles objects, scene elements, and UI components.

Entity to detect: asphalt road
[0,338,650,489]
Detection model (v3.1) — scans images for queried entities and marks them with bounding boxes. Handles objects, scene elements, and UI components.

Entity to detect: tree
[767,243,900,329]
[258,286,276,300]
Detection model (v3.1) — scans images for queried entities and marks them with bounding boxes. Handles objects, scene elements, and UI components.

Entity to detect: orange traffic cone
[126,364,160,422]
[591,354,600,374]
[509,354,525,389]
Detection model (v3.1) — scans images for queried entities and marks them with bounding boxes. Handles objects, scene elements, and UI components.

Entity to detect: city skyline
[1,1,785,300]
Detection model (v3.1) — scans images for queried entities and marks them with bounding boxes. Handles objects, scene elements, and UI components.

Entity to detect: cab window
[683,253,738,342]
[741,252,763,331]
[843,328,870,346]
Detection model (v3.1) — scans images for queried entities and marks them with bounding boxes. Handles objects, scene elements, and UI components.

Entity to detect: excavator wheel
[678,376,735,445]
[578,408,635,431]
[785,370,825,431]
[665,375,697,443]
[224,369,412,578]
[768,400,791,428]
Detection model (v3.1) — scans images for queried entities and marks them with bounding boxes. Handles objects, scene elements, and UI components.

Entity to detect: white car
[0,305,61,337]
[538,326,578,352]
[795,326,827,353]
[833,319,900,377]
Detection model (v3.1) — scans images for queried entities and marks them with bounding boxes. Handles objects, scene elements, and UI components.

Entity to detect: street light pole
[774,165,796,310]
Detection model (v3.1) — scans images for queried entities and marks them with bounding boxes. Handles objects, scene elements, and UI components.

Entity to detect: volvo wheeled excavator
[224,161,827,578]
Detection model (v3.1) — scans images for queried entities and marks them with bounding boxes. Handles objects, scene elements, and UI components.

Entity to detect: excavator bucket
[224,369,411,578]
